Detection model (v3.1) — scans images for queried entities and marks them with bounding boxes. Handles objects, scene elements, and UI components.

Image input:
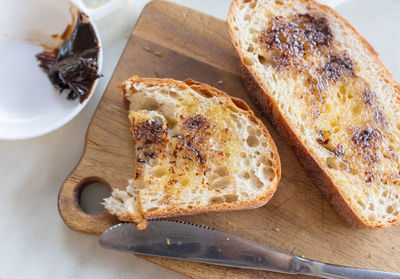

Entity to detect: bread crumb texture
[228,0,400,227]
[104,77,280,228]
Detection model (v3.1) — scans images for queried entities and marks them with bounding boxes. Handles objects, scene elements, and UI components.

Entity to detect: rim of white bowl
[0,9,103,141]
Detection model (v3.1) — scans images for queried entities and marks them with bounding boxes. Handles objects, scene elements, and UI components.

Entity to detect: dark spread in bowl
[36,11,102,103]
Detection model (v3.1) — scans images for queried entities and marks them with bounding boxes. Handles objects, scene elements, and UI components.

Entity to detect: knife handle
[294,257,400,279]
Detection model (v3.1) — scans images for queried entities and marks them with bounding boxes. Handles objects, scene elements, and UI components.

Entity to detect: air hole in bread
[252,36,259,44]
[249,28,258,35]
[216,166,229,177]
[357,199,365,208]
[386,205,394,214]
[247,135,260,147]
[147,207,159,212]
[247,45,254,52]
[247,125,255,134]
[257,55,273,66]
[137,97,160,111]
[243,0,251,3]
[250,172,263,189]
[187,205,193,209]
[192,88,213,98]
[210,176,232,190]
[240,191,249,197]
[326,157,338,170]
[243,56,255,66]
[227,104,239,113]
[258,156,268,166]
[240,152,247,158]
[262,141,268,147]
[152,166,168,178]
[224,194,238,203]
[350,168,359,175]
[244,14,250,21]
[209,196,224,205]
[241,171,251,179]
[263,166,274,179]
[369,203,374,210]
[231,98,249,111]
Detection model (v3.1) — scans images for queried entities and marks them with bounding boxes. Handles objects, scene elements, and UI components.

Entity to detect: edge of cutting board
[58,1,400,279]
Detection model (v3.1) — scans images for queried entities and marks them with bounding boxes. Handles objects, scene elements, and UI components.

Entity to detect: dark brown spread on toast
[259,13,400,185]
[132,113,226,193]
[134,119,168,177]
[260,14,332,70]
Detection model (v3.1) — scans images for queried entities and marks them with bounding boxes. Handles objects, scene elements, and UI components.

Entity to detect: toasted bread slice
[228,0,400,228]
[104,76,281,229]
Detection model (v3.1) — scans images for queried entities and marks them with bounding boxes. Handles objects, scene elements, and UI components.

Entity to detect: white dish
[0,0,103,140]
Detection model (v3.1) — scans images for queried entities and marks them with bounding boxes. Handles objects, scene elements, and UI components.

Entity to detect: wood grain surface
[58,1,400,278]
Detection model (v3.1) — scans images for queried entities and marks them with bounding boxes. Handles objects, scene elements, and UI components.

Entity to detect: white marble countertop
[1,0,399,278]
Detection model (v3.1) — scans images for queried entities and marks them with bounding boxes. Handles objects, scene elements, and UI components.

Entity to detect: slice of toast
[227,0,400,228]
[103,76,281,229]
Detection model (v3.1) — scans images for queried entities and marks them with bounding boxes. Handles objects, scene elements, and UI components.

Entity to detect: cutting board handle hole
[77,179,111,215]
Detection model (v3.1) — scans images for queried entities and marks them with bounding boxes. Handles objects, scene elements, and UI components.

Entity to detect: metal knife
[99,220,400,279]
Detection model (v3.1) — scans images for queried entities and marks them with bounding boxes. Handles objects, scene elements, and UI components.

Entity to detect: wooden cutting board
[58,1,400,278]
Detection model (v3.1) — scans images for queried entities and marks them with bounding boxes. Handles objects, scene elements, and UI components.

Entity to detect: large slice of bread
[228,0,400,228]
[104,76,280,229]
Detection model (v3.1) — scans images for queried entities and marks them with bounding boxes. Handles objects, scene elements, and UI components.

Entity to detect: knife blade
[99,220,400,279]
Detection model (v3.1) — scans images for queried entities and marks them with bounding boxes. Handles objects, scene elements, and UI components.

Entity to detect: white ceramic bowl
[0,0,103,140]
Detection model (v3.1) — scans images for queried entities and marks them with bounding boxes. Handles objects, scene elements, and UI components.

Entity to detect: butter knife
[99,220,400,278]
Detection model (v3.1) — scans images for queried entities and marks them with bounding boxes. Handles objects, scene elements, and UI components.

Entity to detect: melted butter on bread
[104,77,280,229]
